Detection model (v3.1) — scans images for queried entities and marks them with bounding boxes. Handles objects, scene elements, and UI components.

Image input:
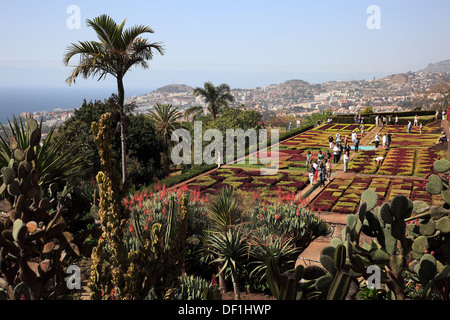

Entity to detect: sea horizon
[0,71,393,123]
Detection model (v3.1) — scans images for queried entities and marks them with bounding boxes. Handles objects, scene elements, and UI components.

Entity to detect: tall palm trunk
[117,76,127,184]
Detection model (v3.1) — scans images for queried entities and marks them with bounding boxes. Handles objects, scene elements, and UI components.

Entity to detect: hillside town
[13,69,450,134]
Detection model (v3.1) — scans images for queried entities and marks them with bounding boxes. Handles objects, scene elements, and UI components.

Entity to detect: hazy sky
[1,0,449,94]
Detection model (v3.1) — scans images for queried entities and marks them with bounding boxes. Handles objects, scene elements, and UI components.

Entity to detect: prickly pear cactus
[0,118,78,300]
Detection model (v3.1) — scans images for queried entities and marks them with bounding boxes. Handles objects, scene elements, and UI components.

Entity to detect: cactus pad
[361,189,378,211]
[433,159,450,173]
[426,174,444,195]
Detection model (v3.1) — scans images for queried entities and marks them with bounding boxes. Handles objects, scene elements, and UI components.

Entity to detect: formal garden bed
[310,175,444,214]
[185,167,310,201]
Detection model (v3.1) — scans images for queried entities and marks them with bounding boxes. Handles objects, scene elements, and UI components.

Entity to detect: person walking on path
[395,115,398,125]
[328,134,334,149]
[325,159,332,181]
[325,150,332,163]
[351,130,357,145]
[318,162,326,187]
[333,144,340,164]
[436,110,440,122]
[313,160,319,182]
[306,150,311,167]
[407,121,412,134]
[387,132,392,148]
[382,133,387,149]
[308,163,315,185]
[374,133,380,148]
[354,137,360,153]
[343,151,349,173]
[414,115,419,126]
[375,115,379,127]
[443,110,446,121]
[317,150,324,164]
[335,132,341,145]
[419,122,423,135]
[360,125,365,138]
[217,150,221,169]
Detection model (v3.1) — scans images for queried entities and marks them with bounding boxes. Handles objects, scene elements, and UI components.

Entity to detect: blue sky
[0,0,449,95]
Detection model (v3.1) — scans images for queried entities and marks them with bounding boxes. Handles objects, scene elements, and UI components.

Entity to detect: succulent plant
[0,118,79,300]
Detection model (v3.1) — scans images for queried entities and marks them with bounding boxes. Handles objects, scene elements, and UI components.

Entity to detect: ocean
[0,86,153,123]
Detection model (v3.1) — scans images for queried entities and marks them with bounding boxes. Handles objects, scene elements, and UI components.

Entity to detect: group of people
[374,114,398,127]
[307,129,362,187]
[406,116,423,134]
[436,110,447,122]
[373,132,392,149]
[306,151,332,188]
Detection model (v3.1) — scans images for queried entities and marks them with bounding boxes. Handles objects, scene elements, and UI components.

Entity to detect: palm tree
[63,14,164,183]
[183,105,204,122]
[192,82,235,120]
[148,103,182,175]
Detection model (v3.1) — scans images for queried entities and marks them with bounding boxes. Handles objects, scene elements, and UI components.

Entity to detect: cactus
[266,256,305,300]
[88,112,130,300]
[0,118,78,300]
[316,157,450,300]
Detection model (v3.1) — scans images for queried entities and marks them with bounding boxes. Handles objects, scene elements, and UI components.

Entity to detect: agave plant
[207,227,248,300]
[0,116,86,187]
[206,187,243,233]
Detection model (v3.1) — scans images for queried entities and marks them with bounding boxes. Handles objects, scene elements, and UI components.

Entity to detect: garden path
[297,119,450,266]
[296,124,384,266]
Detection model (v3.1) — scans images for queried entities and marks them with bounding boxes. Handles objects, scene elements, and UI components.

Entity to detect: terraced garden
[184,121,447,216]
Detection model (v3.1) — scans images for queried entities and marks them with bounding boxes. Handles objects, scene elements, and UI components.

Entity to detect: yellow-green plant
[88,112,130,299]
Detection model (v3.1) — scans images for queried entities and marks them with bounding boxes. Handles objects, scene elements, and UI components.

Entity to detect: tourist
[361,125,365,138]
[382,116,386,128]
[343,142,350,156]
[313,160,319,182]
[395,115,398,125]
[382,133,387,149]
[375,115,379,127]
[437,131,448,144]
[354,137,360,153]
[308,163,315,185]
[419,122,423,135]
[443,110,446,121]
[333,144,340,164]
[335,132,341,145]
[388,115,392,125]
[343,151,349,173]
[317,150,324,163]
[312,159,318,171]
[318,162,326,187]
[344,135,348,146]
[306,150,311,167]
[387,132,392,148]
[351,130,357,145]
[407,121,412,133]
[374,133,380,148]
[414,115,419,126]
[326,159,332,181]
[326,150,332,163]
[337,143,343,163]
[328,134,334,149]
[217,150,221,169]
[436,110,439,122]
